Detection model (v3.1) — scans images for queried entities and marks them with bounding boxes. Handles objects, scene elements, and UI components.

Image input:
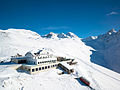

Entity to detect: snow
[0,29,120,90]
[59,62,73,69]
[66,32,78,38]
[82,29,120,73]
[0,66,18,78]
[42,32,78,39]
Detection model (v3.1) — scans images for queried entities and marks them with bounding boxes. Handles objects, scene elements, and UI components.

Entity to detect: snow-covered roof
[35,57,57,62]
[26,49,52,56]
[60,62,73,69]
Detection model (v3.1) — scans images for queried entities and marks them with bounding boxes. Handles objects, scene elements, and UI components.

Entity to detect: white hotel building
[25,49,57,65]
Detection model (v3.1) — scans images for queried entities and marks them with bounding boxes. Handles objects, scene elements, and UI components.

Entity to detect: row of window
[27,60,57,65]
[30,64,58,72]
[37,60,56,64]
[35,55,53,59]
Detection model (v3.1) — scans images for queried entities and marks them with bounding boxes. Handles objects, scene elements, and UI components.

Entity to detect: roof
[59,62,73,69]
[11,56,27,60]
[22,62,59,68]
[26,49,50,56]
[36,57,57,62]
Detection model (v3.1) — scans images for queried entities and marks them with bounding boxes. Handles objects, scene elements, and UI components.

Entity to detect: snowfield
[0,29,120,90]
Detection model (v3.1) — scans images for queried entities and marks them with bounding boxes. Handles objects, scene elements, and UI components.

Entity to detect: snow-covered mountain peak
[91,36,98,39]
[107,28,117,35]
[42,32,58,39]
[42,32,78,39]
[66,32,78,38]
[83,28,117,42]
[96,28,117,40]
[57,33,68,38]
[49,32,56,34]
[82,36,98,42]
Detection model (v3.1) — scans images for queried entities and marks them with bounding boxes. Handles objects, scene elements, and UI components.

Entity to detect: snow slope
[82,29,120,73]
[0,29,91,61]
[0,29,120,90]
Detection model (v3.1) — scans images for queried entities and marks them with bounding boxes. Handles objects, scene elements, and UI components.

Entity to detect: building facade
[25,50,57,65]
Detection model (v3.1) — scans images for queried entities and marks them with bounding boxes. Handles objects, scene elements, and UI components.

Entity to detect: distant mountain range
[41,32,78,39]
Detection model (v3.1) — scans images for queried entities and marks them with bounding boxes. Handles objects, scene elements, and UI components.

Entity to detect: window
[32,69,35,72]
[38,57,42,59]
[28,69,30,71]
[38,62,39,64]
[53,65,55,67]
[48,66,50,68]
[39,67,41,70]
[42,67,44,70]
[36,68,38,71]
[45,66,47,69]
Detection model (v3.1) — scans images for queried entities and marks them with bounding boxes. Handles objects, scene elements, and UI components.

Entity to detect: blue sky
[0,0,120,38]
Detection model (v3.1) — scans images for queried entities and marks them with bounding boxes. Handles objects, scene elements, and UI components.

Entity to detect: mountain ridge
[82,28,120,73]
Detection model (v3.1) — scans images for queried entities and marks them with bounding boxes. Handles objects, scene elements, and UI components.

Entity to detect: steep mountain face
[82,29,120,73]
